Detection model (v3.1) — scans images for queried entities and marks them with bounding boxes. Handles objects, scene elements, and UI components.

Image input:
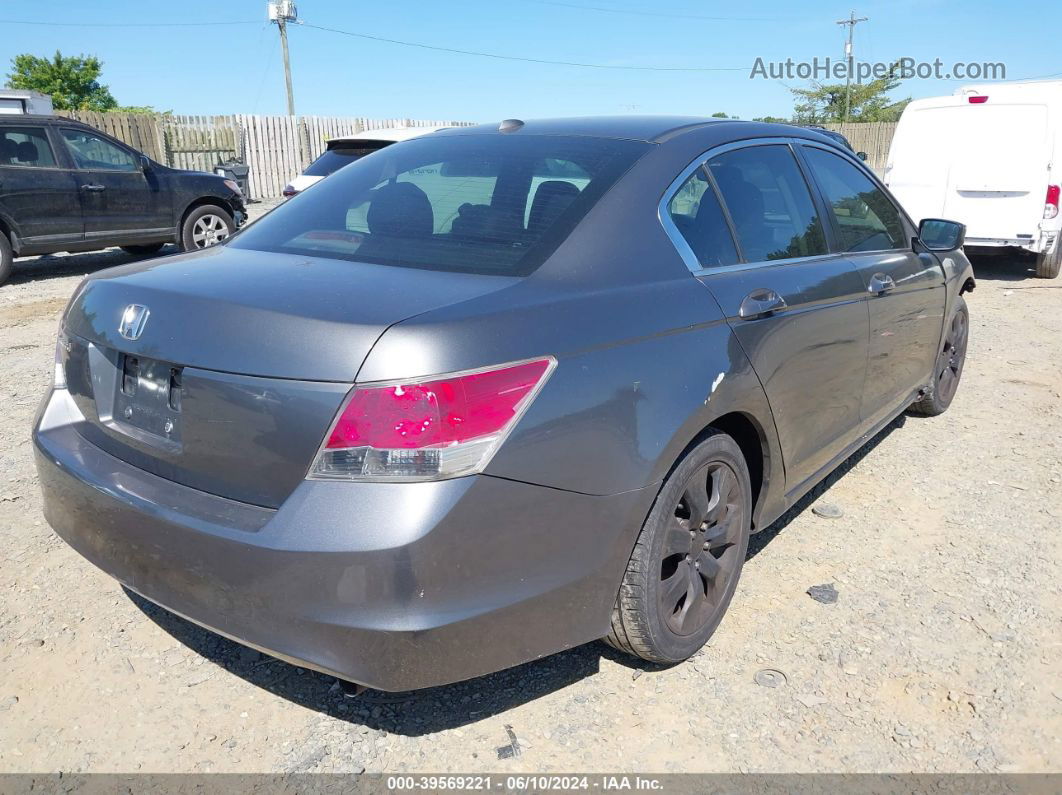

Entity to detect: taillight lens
[1045,185,1060,220]
[968,95,989,104]
[53,331,68,389]
[309,357,556,481]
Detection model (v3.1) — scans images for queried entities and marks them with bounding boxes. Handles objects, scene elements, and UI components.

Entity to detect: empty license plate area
[112,354,183,446]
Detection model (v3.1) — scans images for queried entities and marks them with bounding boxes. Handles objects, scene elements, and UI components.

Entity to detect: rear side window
[708,145,827,262]
[231,134,649,276]
[666,168,739,268]
[61,129,138,172]
[303,145,383,177]
[802,147,906,252]
[0,127,56,168]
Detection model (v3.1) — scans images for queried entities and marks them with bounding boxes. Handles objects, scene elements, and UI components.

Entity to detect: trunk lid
[62,245,518,507]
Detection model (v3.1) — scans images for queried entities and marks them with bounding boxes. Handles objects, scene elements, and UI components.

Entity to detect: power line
[0,18,258,27]
[300,22,745,71]
[522,0,793,22]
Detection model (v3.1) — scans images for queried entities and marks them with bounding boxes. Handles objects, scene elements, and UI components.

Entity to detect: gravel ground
[0,236,1059,773]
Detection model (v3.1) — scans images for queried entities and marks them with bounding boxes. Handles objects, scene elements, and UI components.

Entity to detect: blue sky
[2,0,1058,121]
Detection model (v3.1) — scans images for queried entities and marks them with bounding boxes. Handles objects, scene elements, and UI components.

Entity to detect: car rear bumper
[33,387,653,691]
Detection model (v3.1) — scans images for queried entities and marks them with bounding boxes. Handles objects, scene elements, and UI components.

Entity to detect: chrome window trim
[658,137,842,276]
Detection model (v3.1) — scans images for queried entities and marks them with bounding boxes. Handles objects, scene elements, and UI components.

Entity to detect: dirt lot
[0,240,1060,774]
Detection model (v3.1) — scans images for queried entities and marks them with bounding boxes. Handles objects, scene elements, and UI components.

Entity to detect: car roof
[433,116,748,143]
[0,114,90,127]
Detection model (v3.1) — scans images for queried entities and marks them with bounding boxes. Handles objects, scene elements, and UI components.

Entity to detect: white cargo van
[884,80,1062,278]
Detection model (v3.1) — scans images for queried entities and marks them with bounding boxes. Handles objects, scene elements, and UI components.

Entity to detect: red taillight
[310,357,556,481]
[968,95,989,104]
[1046,185,1060,220]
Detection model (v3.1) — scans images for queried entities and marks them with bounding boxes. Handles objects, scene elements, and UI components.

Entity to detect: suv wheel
[0,233,13,286]
[604,430,752,664]
[181,205,235,251]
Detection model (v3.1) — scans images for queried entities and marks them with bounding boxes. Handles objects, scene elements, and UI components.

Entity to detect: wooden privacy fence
[822,122,897,172]
[55,112,899,196]
[56,111,470,200]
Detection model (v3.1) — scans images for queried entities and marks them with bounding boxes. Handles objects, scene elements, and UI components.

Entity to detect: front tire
[1035,243,1061,279]
[605,431,752,664]
[910,295,969,416]
[180,205,235,251]
[0,233,12,286]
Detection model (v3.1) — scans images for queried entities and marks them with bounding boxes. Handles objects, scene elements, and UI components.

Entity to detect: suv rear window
[303,144,384,177]
[231,134,648,275]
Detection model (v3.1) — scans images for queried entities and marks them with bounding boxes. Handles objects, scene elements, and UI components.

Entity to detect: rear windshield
[302,145,384,177]
[231,134,648,275]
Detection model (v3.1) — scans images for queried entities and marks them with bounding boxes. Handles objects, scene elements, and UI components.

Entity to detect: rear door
[0,123,82,246]
[59,127,172,240]
[663,140,870,492]
[798,143,946,420]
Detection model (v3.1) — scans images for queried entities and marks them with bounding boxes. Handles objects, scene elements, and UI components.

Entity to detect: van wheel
[0,233,12,286]
[180,205,235,251]
[1035,244,1061,279]
[604,430,751,664]
[910,296,969,416]
[120,243,166,256]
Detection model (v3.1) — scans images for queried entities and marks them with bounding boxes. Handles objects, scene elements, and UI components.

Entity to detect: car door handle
[80,184,106,192]
[738,288,788,320]
[868,273,896,295]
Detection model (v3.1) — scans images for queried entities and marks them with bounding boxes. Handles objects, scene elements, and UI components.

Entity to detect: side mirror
[856,151,868,161]
[918,218,965,252]
[139,155,152,173]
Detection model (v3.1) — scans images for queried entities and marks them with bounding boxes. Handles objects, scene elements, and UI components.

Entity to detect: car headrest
[528,180,580,234]
[15,141,39,164]
[0,138,17,160]
[367,181,434,238]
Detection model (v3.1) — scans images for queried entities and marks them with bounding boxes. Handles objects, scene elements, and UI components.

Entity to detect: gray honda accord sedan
[34,117,974,691]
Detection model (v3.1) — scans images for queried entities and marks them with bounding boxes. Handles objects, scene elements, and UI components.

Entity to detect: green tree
[5,51,118,111]
[790,66,909,124]
[711,112,730,118]
[752,115,789,123]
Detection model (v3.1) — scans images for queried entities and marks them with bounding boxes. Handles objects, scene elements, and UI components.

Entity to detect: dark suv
[0,116,246,285]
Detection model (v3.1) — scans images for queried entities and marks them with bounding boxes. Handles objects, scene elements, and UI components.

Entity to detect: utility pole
[269,0,297,116]
[836,10,868,123]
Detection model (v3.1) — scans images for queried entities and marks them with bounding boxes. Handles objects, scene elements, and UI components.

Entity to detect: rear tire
[120,243,166,256]
[1035,244,1061,279]
[910,295,969,416]
[180,205,235,252]
[604,430,752,664]
[0,233,11,286]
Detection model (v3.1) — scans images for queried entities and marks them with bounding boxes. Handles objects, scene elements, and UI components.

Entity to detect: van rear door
[887,101,1051,241]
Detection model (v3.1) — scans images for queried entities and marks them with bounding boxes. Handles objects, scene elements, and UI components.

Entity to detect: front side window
[666,168,739,268]
[802,146,906,252]
[61,129,138,171]
[708,145,827,262]
[231,134,649,276]
[0,127,57,168]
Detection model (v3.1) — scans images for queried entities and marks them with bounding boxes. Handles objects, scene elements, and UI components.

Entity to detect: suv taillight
[309,357,556,481]
[1045,185,1060,220]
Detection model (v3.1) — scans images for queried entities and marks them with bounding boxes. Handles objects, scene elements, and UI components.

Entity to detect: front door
[0,124,82,247]
[59,127,171,241]
[798,143,946,421]
[663,141,870,493]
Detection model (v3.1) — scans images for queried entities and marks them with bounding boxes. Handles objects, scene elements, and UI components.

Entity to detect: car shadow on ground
[7,245,178,286]
[127,413,910,738]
